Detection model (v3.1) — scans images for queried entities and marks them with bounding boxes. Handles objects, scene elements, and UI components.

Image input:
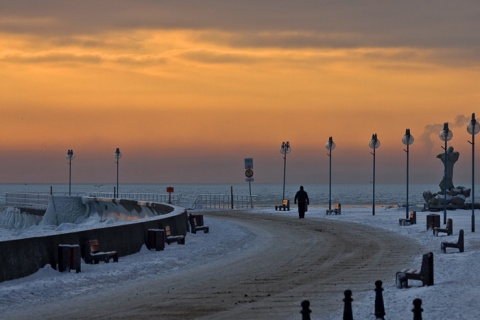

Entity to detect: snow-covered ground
[1,205,479,319]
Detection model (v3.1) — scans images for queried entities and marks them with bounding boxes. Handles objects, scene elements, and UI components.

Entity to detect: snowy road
[3,210,422,319]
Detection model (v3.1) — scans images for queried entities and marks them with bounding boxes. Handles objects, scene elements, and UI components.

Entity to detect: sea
[0,182,471,209]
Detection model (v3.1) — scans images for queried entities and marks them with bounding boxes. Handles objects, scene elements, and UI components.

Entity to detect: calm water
[0,182,463,208]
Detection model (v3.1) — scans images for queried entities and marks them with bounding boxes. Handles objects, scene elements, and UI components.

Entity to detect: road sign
[245,169,254,178]
[245,178,254,182]
[244,158,253,169]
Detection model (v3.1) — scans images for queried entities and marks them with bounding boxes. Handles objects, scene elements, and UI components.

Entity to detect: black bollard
[412,298,423,320]
[300,300,311,320]
[374,280,385,319]
[343,289,353,320]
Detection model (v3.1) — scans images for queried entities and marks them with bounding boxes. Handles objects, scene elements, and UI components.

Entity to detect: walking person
[294,186,310,219]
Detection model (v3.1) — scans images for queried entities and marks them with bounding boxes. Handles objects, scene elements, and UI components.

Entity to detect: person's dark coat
[294,186,309,218]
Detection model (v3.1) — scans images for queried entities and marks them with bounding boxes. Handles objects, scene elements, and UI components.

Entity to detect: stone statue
[436,146,459,192]
[423,146,470,211]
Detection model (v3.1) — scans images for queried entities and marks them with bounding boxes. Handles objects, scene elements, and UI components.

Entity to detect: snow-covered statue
[436,146,459,192]
[423,146,470,210]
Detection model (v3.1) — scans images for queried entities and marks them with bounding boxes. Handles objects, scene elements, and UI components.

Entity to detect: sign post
[244,158,254,208]
[166,186,174,204]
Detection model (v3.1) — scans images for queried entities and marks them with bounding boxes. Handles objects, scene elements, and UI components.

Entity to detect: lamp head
[439,122,453,142]
[402,128,414,146]
[66,149,75,160]
[467,113,480,135]
[325,136,336,151]
[280,141,291,154]
[114,147,122,160]
[369,134,380,149]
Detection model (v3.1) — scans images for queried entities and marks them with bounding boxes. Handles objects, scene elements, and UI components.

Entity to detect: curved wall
[0,196,188,283]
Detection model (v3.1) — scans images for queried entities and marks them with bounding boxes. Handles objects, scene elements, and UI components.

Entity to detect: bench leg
[396,272,407,289]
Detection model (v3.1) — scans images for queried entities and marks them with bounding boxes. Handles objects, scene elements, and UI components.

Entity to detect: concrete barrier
[0,197,188,283]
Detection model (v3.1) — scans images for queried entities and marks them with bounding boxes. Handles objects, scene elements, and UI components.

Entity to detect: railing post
[343,289,353,320]
[300,300,311,320]
[374,280,385,319]
[412,298,423,320]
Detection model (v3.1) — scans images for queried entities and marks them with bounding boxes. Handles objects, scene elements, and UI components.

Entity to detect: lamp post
[66,149,75,196]
[280,141,291,201]
[369,134,380,216]
[467,113,480,232]
[325,137,336,213]
[402,129,414,220]
[439,123,453,225]
[114,147,122,198]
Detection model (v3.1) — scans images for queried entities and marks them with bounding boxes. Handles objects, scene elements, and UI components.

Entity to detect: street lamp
[369,134,380,216]
[280,141,291,201]
[467,113,480,232]
[66,149,75,196]
[402,129,414,220]
[114,147,122,198]
[439,123,453,225]
[325,137,336,213]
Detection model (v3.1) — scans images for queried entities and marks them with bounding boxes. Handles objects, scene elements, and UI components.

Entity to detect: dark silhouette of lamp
[114,148,122,198]
[325,137,336,213]
[467,113,480,232]
[280,141,291,201]
[402,129,414,220]
[439,123,453,224]
[66,149,75,196]
[369,134,380,216]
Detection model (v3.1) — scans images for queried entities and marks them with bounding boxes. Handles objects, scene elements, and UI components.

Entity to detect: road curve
[9,211,423,319]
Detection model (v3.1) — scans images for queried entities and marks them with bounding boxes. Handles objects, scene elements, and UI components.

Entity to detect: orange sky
[1,2,480,185]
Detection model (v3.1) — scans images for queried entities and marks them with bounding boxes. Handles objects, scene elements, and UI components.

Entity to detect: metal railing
[1,192,182,211]
[191,194,256,210]
[84,192,182,204]
[2,193,51,210]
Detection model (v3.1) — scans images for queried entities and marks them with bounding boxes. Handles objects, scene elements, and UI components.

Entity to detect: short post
[412,298,423,320]
[166,186,174,204]
[374,280,385,319]
[343,289,353,320]
[300,300,311,320]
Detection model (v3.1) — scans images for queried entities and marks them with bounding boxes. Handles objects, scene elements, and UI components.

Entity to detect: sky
[1,1,480,185]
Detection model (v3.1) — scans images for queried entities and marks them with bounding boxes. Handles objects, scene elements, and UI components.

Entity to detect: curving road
[8,211,422,319]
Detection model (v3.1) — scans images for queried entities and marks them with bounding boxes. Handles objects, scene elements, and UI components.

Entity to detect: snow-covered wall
[41,196,88,226]
[0,207,188,283]
[0,207,43,229]
[40,196,175,227]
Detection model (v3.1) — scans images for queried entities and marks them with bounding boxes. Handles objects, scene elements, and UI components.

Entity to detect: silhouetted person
[437,146,459,192]
[294,186,309,219]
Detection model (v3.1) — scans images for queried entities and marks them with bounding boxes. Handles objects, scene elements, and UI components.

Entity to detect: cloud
[420,114,471,154]
[1,52,103,64]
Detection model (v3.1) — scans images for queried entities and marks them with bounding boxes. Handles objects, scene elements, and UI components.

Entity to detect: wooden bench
[434,218,453,236]
[164,225,186,245]
[326,203,341,215]
[189,214,209,234]
[399,211,416,226]
[275,199,290,211]
[441,229,464,253]
[396,252,434,288]
[84,239,118,264]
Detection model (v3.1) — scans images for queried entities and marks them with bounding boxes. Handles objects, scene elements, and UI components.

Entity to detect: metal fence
[2,193,51,210]
[191,194,256,210]
[0,192,183,211]
[84,192,182,204]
